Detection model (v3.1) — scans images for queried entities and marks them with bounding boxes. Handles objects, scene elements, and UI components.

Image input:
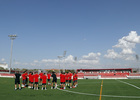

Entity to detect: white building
[0,63,8,69]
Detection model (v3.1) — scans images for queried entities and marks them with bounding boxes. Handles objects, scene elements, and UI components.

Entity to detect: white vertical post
[9,39,14,74]
[8,35,17,74]
[63,51,66,72]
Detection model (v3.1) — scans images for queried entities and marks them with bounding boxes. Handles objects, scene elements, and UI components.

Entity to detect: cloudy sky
[0,0,140,69]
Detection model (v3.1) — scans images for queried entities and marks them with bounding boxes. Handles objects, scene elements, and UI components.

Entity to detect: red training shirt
[39,72,43,79]
[62,74,66,82]
[25,72,28,78]
[30,75,34,82]
[47,73,51,79]
[33,74,39,82]
[73,74,77,81]
[75,74,78,80]
[68,73,72,80]
[22,73,26,80]
[28,74,32,81]
[42,75,47,84]
[60,73,63,82]
[65,73,69,80]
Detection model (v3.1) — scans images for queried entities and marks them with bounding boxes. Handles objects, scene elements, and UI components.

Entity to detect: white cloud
[121,48,134,55]
[12,52,102,69]
[113,38,135,49]
[104,49,135,61]
[113,31,140,55]
[41,59,48,62]
[14,61,21,64]
[33,60,39,63]
[105,31,140,61]
[8,31,140,69]
[124,55,135,61]
[104,49,121,59]
[78,59,99,64]
[123,31,140,43]
[1,58,5,62]
[65,55,74,63]
[41,55,76,64]
[41,59,58,63]
[79,52,101,64]
[82,52,101,60]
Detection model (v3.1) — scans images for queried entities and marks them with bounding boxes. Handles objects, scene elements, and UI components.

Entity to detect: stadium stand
[127,73,140,79]
[0,73,14,78]
[0,68,140,79]
[76,68,137,79]
[129,73,140,76]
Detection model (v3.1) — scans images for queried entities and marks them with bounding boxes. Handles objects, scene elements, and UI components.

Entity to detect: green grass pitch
[0,78,140,100]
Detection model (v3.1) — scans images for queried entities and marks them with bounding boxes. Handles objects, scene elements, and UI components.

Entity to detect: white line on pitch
[116,80,140,90]
[57,88,140,99]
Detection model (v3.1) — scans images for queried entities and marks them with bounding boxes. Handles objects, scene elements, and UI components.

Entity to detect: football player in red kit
[21,71,26,88]
[47,72,51,85]
[33,72,39,90]
[65,72,69,86]
[42,73,47,90]
[28,72,34,89]
[73,72,78,88]
[68,71,73,88]
[25,70,28,87]
[75,72,78,87]
[39,71,43,85]
[60,72,66,89]
[62,72,66,89]
[60,72,63,89]
[28,72,32,88]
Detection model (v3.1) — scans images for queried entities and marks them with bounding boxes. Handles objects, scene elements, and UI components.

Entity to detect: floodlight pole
[58,51,67,73]
[135,54,140,73]
[74,57,77,72]
[58,56,63,75]
[63,51,67,73]
[8,35,17,74]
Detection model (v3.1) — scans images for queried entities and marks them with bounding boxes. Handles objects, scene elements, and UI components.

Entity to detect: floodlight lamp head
[8,34,17,37]
[74,57,77,61]
[58,56,63,59]
[8,34,17,40]
[136,54,139,61]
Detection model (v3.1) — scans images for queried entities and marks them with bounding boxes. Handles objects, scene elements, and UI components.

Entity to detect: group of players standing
[60,71,78,89]
[14,70,78,90]
[22,71,52,90]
